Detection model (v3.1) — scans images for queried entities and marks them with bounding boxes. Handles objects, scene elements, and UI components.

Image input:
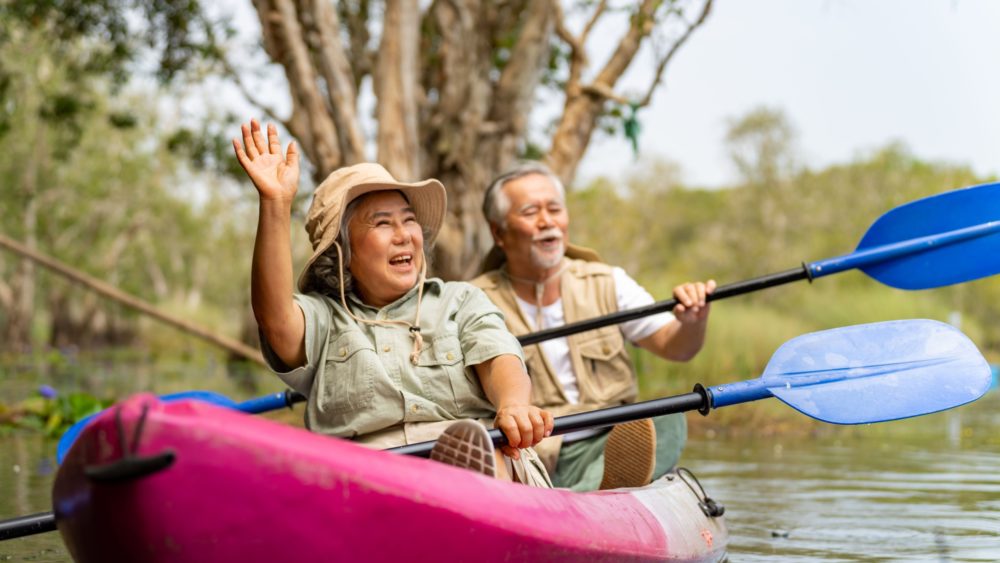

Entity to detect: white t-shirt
[514,267,674,404]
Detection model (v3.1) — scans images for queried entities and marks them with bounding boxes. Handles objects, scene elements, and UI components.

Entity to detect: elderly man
[472,162,715,491]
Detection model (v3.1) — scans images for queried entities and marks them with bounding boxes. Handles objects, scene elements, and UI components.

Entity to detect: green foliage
[725,105,798,185]
[571,109,999,434]
[166,113,248,179]
[0,0,225,84]
[0,19,260,354]
[0,389,113,438]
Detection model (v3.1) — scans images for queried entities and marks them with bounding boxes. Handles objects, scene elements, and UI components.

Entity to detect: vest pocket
[522,345,567,407]
[416,334,467,413]
[577,334,636,404]
[321,331,377,414]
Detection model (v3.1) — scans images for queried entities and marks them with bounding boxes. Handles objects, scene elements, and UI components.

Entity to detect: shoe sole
[599,418,656,490]
[429,420,497,478]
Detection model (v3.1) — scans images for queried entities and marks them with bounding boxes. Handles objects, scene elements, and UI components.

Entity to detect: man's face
[495,173,569,274]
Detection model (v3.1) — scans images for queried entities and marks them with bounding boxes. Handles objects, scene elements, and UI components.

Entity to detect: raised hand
[233,119,300,202]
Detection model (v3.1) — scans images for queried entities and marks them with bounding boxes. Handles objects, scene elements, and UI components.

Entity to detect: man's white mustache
[533,229,563,242]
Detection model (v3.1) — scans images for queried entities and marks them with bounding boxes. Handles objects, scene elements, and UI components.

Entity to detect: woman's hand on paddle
[672,279,716,324]
[494,404,553,460]
[233,119,300,203]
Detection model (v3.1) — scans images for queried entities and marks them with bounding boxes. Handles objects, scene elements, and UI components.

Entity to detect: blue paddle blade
[762,320,991,424]
[856,181,1000,289]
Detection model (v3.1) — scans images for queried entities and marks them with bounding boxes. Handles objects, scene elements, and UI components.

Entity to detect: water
[684,391,1000,561]
[0,434,66,561]
[1,384,998,561]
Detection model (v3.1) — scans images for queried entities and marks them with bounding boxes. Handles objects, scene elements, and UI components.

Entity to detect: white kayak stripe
[628,474,729,561]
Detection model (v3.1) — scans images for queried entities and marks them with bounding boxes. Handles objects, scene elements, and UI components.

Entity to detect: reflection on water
[685,391,1000,561]
[0,434,68,561]
[1,373,999,561]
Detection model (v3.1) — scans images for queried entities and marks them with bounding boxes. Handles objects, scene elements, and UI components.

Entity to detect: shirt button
[339,348,347,357]
[383,345,391,353]
[446,352,455,361]
[602,346,610,355]
[410,404,420,413]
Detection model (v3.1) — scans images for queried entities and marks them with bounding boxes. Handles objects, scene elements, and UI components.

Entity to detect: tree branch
[337,0,373,90]
[0,233,266,365]
[425,0,491,169]
[252,0,342,176]
[593,0,659,87]
[553,1,581,51]
[490,1,556,140]
[218,55,286,126]
[546,0,711,184]
[637,0,713,107]
[580,82,628,104]
[582,0,608,40]
[297,0,366,164]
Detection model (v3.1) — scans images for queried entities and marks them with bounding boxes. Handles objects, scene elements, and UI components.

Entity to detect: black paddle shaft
[0,512,57,541]
[389,388,709,458]
[517,265,811,346]
[270,265,811,407]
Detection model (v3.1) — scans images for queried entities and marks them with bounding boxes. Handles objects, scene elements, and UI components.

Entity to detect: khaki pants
[541,413,687,491]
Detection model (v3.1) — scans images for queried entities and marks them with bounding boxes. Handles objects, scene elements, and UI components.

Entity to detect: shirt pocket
[321,331,377,414]
[577,333,635,404]
[416,334,469,414]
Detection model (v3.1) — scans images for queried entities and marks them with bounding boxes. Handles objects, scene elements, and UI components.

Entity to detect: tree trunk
[253,0,348,177]
[375,0,421,180]
[234,0,712,279]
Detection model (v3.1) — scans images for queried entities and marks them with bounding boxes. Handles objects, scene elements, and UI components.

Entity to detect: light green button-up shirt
[261,279,524,441]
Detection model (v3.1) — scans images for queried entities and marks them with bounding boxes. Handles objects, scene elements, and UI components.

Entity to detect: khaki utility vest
[472,258,638,418]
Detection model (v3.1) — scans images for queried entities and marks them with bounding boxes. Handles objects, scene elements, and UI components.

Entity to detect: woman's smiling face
[347,191,425,307]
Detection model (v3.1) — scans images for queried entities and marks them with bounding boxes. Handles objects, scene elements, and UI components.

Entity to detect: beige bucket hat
[298,163,447,292]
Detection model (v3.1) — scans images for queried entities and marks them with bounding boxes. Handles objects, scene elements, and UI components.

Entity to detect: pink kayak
[53,394,728,562]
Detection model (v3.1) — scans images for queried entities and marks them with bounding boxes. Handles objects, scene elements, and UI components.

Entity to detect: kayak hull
[53,394,727,562]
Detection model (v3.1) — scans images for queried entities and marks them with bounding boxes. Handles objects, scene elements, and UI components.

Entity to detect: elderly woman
[233,119,552,485]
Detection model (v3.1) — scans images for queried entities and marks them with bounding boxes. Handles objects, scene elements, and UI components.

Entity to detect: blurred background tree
[0,2,995,432]
[0,15,257,359]
[1,0,717,280]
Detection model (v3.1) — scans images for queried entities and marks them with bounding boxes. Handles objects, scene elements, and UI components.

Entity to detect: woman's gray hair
[306,190,434,297]
[482,161,566,229]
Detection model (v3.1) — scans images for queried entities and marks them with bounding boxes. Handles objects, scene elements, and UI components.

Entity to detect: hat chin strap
[333,240,426,365]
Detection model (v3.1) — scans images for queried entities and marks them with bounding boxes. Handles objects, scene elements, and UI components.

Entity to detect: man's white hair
[482,162,566,229]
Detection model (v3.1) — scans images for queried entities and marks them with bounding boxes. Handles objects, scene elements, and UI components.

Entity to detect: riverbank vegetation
[576,135,997,434]
[1,13,996,438]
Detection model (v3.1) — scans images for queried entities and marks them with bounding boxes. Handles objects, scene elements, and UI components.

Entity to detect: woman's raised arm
[233,119,306,368]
